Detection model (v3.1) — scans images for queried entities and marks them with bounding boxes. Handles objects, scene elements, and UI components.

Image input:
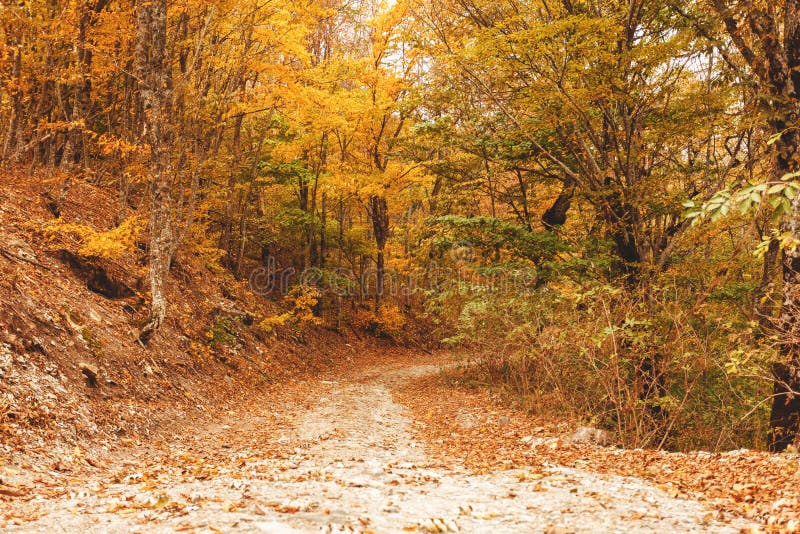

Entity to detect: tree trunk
[73,3,93,171]
[219,114,243,268]
[604,190,642,280]
[57,1,105,210]
[369,195,389,313]
[140,168,173,344]
[299,176,310,270]
[755,235,780,329]
[309,172,319,267]
[542,177,576,229]
[2,46,22,162]
[709,0,800,451]
[769,126,800,451]
[320,192,327,268]
[336,198,345,329]
[136,0,173,344]
[514,168,532,231]
[235,177,255,279]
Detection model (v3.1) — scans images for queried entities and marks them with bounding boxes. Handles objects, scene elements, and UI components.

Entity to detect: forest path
[2,353,754,533]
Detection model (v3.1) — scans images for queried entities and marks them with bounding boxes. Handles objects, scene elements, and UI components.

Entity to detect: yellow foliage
[188,340,215,364]
[96,133,141,158]
[370,304,407,340]
[259,285,323,336]
[45,217,144,262]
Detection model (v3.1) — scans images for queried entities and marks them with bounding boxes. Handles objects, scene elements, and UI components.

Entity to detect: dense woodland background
[4,0,800,453]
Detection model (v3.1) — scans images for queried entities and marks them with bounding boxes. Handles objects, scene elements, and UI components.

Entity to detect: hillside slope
[0,171,382,463]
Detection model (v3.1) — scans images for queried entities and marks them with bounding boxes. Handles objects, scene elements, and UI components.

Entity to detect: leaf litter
[0,352,769,533]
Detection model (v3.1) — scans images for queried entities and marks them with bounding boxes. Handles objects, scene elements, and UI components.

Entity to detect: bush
[435,276,773,451]
[44,216,144,262]
[206,315,239,347]
[258,285,323,340]
[367,304,408,340]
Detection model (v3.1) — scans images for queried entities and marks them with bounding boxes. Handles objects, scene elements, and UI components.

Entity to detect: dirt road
[1,357,755,533]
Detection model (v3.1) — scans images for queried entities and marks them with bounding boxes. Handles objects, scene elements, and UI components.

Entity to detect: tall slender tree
[135,0,173,343]
[706,0,800,451]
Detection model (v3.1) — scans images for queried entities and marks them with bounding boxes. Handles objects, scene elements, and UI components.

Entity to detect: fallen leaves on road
[395,372,800,531]
[0,481,27,498]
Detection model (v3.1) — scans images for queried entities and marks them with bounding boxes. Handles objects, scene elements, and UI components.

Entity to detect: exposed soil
[0,353,758,533]
[0,170,400,465]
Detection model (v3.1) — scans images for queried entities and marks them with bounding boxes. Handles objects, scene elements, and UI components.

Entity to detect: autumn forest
[2,0,800,530]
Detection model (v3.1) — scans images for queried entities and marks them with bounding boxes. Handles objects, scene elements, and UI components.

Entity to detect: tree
[412,0,740,280]
[136,0,173,343]
[703,0,800,451]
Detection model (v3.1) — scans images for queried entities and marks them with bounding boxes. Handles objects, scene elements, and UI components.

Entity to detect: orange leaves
[42,216,145,262]
[96,134,141,159]
[258,285,323,338]
[270,502,301,514]
[397,371,800,530]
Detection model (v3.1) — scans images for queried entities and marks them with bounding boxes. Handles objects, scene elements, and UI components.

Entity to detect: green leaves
[684,180,800,224]
[428,215,569,265]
